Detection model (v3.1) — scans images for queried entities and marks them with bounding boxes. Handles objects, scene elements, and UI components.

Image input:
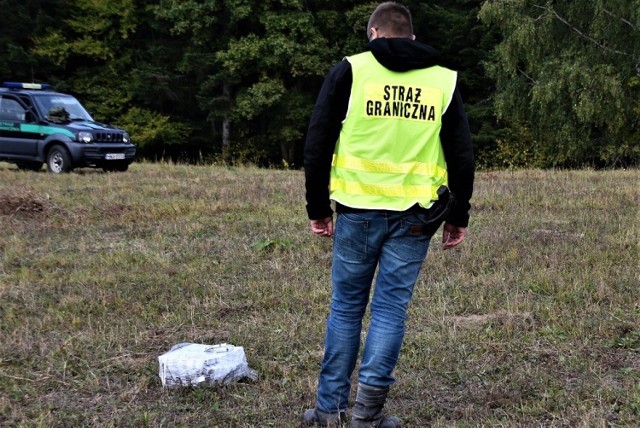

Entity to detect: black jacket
[304,38,475,227]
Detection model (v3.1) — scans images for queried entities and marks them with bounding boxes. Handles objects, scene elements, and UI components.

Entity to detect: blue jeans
[316,210,432,413]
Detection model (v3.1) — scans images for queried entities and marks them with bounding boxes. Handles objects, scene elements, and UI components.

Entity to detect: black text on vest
[365,85,436,121]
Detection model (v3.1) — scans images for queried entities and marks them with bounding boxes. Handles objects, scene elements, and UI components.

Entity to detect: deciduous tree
[479,0,640,166]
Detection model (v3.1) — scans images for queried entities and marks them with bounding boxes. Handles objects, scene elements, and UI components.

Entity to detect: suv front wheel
[47,145,72,173]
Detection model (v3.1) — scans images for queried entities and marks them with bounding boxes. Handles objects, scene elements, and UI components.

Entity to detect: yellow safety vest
[330,51,457,211]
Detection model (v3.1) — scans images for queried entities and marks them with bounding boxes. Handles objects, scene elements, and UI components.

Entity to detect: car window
[16,95,37,122]
[33,94,93,121]
[0,97,27,121]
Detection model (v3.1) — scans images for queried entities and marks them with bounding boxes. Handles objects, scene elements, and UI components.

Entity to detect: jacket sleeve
[440,86,475,227]
[304,60,352,220]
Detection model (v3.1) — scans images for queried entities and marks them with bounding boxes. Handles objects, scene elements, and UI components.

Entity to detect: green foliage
[32,0,137,65]
[192,3,340,164]
[413,0,505,167]
[29,0,139,123]
[484,128,544,170]
[233,79,286,120]
[0,1,57,80]
[118,107,192,153]
[479,0,640,166]
[261,10,332,77]
[4,0,637,167]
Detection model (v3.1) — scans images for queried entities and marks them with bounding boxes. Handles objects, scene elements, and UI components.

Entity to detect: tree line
[1,0,638,168]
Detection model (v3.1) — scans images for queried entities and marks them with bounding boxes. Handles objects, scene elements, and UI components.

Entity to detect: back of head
[367,2,413,40]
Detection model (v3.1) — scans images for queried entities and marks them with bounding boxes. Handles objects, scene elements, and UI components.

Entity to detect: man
[303,2,474,426]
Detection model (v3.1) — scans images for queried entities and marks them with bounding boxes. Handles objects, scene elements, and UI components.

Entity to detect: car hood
[64,120,125,132]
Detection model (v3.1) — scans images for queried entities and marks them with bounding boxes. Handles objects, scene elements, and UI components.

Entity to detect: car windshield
[33,94,94,121]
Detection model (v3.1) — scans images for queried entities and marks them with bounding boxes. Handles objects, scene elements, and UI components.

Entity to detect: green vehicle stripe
[21,124,75,138]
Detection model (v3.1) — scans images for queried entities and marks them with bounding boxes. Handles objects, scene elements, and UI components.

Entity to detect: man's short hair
[367,2,413,40]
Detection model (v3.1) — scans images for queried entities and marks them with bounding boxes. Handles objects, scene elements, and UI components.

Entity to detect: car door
[0,94,38,158]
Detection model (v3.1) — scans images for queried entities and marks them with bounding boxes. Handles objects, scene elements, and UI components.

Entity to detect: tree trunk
[280,141,295,168]
[222,83,231,163]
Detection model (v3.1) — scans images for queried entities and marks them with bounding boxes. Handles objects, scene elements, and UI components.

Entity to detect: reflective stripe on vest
[330,51,457,211]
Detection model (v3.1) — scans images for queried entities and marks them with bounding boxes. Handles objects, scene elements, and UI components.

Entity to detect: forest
[1,0,638,168]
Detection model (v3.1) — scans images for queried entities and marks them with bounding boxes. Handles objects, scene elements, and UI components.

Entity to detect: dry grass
[0,162,638,427]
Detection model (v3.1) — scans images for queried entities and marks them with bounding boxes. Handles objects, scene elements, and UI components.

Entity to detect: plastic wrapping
[158,343,257,388]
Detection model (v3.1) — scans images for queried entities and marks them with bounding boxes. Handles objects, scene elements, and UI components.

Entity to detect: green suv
[0,82,135,173]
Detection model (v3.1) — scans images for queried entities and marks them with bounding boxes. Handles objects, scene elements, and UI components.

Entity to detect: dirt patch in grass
[100,203,132,218]
[450,311,534,329]
[0,187,60,218]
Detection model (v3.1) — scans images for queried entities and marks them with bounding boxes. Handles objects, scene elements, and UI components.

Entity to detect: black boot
[350,383,401,428]
[302,407,347,427]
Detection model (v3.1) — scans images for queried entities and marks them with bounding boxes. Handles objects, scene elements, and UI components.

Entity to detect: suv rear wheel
[47,145,72,173]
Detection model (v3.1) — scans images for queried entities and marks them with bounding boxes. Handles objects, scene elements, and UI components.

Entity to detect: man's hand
[310,217,334,238]
[442,223,467,250]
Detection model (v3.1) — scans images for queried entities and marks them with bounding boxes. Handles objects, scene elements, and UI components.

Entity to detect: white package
[158,343,257,388]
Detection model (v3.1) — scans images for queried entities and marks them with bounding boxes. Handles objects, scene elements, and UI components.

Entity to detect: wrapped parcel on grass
[158,343,257,388]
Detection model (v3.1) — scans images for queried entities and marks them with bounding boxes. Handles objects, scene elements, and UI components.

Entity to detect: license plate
[105,153,125,160]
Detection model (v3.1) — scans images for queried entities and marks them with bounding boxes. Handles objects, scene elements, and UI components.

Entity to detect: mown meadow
[0,162,638,427]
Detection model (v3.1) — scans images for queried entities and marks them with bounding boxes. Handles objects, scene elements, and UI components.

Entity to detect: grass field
[0,162,638,427]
